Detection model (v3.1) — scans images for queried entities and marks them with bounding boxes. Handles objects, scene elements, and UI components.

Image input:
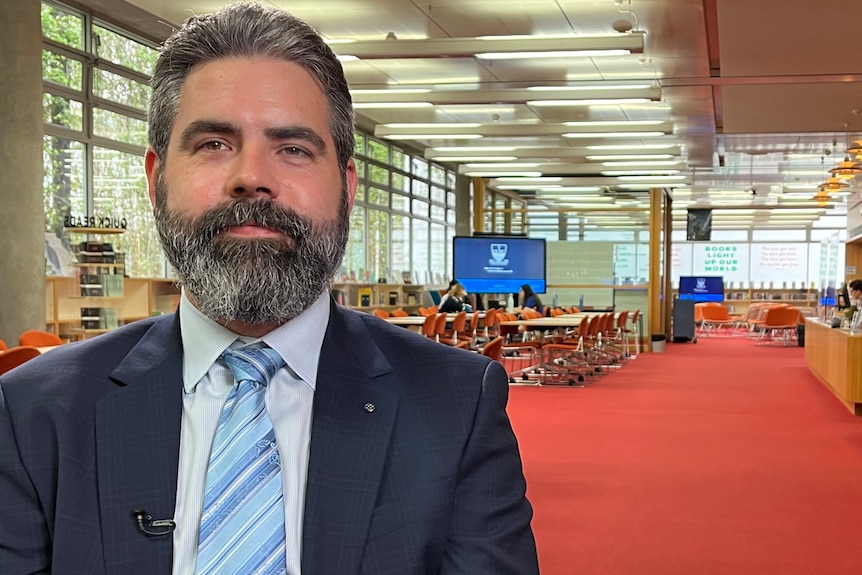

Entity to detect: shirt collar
[179,289,330,393]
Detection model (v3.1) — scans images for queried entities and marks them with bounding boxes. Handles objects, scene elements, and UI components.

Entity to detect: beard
[153,176,349,325]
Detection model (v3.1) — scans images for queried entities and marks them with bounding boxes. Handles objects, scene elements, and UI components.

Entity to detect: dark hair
[520,283,543,308]
[148,2,354,173]
[849,279,862,291]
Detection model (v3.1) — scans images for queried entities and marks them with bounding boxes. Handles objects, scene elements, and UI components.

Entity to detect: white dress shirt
[171,290,329,575]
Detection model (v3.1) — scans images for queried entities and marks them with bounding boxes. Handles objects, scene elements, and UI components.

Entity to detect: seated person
[439,282,472,313]
[513,283,544,315]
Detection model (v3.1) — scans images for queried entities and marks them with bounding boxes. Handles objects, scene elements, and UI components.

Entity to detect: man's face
[145,57,357,327]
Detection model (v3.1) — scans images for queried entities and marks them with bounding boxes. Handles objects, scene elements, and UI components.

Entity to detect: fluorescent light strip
[464,162,541,168]
[381,122,482,129]
[350,88,431,94]
[587,143,678,150]
[601,160,682,167]
[529,98,650,106]
[383,134,483,140]
[432,156,518,162]
[564,120,665,127]
[564,131,666,139]
[476,49,630,60]
[587,154,674,160]
[464,171,543,177]
[603,170,681,176]
[527,84,651,91]
[353,102,432,109]
[428,146,517,152]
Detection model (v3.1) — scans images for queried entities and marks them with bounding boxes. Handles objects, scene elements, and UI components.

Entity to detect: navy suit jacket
[0,303,538,574]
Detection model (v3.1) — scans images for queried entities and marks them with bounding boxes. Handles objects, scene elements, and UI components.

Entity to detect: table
[498,313,624,385]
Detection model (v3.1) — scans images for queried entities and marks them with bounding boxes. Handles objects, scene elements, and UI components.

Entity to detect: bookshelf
[676,286,818,314]
[45,276,180,341]
[331,282,427,313]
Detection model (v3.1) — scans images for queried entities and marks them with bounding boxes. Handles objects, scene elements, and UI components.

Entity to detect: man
[0,3,538,574]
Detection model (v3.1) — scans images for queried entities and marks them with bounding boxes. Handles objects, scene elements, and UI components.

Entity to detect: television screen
[453,236,546,294]
[678,275,724,302]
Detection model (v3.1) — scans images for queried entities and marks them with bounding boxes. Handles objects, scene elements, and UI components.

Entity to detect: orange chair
[699,305,743,336]
[0,346,42,375]
[372,309,390,319]
[756,306,802,346]
[420,313,438,339]
[18,329,63,347]
[0,338,7,351]
[390,309,409,317]
[480,336,504,361]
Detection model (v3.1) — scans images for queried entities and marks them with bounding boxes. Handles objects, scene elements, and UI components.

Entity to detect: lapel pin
[364,402,375,413]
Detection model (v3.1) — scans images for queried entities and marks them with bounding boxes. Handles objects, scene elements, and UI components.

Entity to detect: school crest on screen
[489,243,509,265]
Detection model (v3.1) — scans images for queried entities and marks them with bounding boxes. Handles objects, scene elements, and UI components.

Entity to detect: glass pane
[431,185,446,204]
[342,206,366,280]
[448,190,456,208]
[412,157,429,178]
[412,219,429,283]
[412,180,429,199]
[93,67,151,110]
[368,139,389,163]
[353,132,365,156]
[43,135,85,239]
[42,50,83,91]
[93,25,158,75]
[391,192,409,212]
[412,199,429,217]
[41,3,84,49]
[355,158,366,181]
[392,172,410,193]
[369,164,389,185]
[355,182,365,203]
[43,93,83,131]
[93,107,147,147]
[447,171,456,189]
[91,146,162,277]
[447,209,455,225]
[431,205,446,221]
[391,214,410,278]
[392,148,410,172]
[431,165,446,185]
[430,223,446,285]
[367,209,389,283]
[368,186,388,207]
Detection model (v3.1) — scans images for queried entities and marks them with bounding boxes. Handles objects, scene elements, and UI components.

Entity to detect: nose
[225,145,279,199]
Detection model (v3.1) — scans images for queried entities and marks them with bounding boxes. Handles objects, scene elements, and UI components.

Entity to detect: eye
[201,140,228,151]
[281,145,311,157]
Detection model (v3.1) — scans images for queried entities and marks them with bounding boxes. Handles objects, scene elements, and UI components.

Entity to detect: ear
[144,147,160,207]
[344,157,358,212]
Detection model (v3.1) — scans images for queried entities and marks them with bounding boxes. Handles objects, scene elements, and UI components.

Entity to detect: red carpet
[507,337,862,574]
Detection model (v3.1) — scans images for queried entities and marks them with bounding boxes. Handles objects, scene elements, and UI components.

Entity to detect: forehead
[174,56,329,126]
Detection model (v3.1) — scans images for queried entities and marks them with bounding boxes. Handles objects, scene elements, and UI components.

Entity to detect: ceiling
[76,0,862,231]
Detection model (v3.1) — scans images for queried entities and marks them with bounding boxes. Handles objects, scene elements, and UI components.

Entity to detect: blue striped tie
[196,346,287,575]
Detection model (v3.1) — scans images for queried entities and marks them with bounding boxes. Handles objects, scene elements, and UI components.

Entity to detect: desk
[804,318,862,415]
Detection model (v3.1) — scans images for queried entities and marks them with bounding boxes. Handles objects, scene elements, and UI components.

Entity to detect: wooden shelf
[45,276,181,340]
[64,227,125,235]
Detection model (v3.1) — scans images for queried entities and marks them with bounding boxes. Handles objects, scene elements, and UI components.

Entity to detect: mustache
[193,199,312,243]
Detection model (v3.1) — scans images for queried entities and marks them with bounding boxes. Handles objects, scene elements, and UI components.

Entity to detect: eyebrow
[177,120,328,156]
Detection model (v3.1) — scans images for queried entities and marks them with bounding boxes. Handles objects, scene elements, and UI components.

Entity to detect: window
[41,1,459,286]
[42,1,158,278]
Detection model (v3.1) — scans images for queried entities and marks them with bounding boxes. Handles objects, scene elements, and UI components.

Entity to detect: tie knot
[222,346,285,387]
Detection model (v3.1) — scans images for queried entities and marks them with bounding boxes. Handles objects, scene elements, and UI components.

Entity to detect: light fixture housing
[331,32,645,60]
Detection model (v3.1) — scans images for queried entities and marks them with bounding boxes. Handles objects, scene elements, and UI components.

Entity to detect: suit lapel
[302,306,398,575]
[95,315,183,573]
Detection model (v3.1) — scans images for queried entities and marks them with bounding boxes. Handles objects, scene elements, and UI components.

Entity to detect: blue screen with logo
[678,275,724,302]
[453,236,546,294]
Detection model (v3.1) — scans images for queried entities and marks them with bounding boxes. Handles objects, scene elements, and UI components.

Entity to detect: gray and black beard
[153,181,349,325]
